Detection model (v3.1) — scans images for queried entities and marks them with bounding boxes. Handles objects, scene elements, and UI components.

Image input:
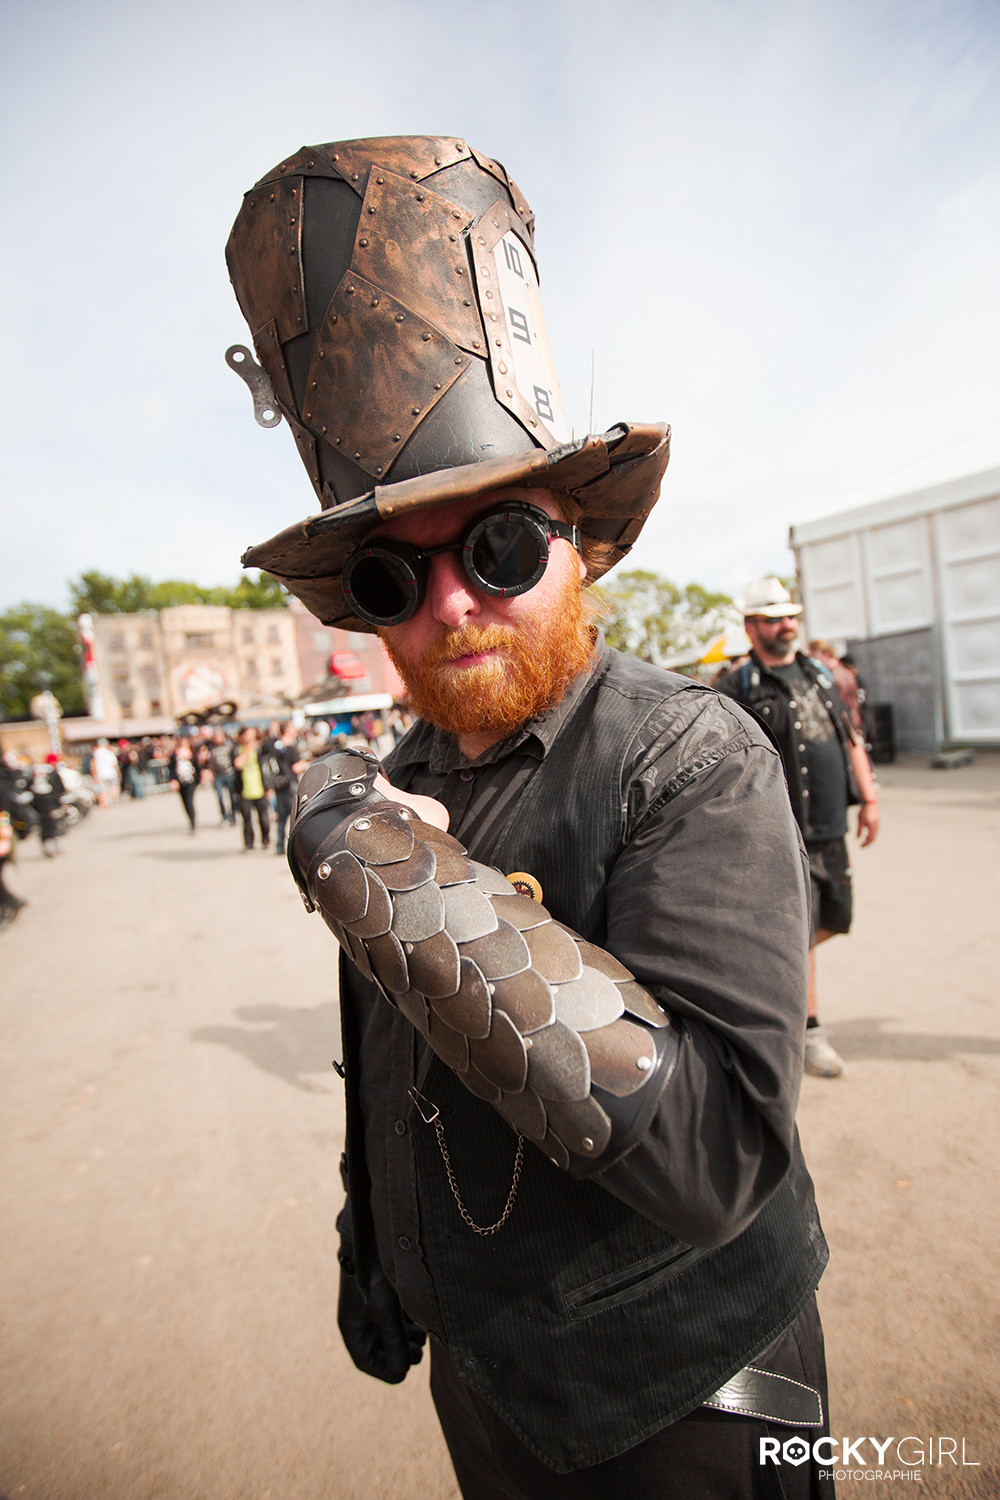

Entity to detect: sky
[2,0,999,613]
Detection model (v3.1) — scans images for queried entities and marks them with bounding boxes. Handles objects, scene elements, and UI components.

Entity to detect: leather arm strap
[288,748,678,1173]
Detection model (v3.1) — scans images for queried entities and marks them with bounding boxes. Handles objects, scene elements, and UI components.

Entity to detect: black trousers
[430,1297,835,1500]
[176,782,197,830]
[239,795,270,848]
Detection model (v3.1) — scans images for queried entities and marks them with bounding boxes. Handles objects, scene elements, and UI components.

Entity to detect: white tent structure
[790,437,1000,753]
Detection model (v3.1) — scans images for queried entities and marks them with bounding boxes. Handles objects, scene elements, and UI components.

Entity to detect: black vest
[347,651,827,1472]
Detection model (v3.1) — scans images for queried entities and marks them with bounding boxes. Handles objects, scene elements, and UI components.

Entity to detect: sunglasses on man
[342,503,582,628]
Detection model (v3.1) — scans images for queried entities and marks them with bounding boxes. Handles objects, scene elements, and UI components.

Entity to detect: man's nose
[426,550,482,629]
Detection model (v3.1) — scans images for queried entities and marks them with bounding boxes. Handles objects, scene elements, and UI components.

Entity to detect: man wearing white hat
[717,579,879,1078]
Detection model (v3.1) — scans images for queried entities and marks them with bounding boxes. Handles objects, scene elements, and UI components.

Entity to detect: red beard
[381,571,596,739]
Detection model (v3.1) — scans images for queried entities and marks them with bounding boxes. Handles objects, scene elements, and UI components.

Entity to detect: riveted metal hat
[226,135,670,630]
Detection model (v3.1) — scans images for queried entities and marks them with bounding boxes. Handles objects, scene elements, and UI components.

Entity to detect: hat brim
[242,422,670,630]
[743,602,804,619]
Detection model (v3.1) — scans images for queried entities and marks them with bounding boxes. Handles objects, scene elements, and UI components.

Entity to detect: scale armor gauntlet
[289,748,679,1173]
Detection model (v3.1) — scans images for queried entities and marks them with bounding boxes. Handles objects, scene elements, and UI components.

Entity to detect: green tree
[69,570,156,616]
[69,570,286,615]
[0,605,86,721]
[221,572,288,610]
[592,570,738,667]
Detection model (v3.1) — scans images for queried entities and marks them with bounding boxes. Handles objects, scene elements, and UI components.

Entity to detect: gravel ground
[1,756,997,1500]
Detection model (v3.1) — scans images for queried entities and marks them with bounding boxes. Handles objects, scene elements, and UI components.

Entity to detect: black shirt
[768,661,848,839]
[341,645,812,1332]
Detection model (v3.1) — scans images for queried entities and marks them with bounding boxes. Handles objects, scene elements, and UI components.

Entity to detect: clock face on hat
[492,231,570,443]
[472,208,571,448]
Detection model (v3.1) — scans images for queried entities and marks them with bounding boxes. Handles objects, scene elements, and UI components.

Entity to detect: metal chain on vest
[411,1085,524,1235]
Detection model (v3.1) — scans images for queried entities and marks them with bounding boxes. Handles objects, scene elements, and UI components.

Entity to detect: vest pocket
[563,1241,712,1318]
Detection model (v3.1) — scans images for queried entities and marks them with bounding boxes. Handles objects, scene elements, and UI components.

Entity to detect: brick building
[86,602,398,723]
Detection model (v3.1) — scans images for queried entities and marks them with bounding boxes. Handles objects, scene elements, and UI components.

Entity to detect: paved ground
[1,759,998,1500]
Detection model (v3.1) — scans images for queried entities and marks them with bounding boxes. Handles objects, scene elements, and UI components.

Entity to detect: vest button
[394,1119,407,1136]
[398,1236,412,1251]
[460,769,475,782]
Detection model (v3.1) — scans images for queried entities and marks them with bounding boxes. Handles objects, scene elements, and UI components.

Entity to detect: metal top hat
[226,135,670,629]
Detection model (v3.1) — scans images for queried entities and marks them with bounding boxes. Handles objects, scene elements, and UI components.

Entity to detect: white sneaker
[804,1026,845,1078]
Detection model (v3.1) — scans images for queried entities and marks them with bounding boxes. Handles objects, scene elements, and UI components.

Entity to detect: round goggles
[341,503,581,628]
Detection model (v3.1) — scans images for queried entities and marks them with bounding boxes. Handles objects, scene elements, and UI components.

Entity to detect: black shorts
[807,836,852,944]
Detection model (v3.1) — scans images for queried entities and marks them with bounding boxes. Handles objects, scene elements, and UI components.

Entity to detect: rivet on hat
[359,238,369,247]
[321,426,327,434]
[330,314,338,324]
[411,406,421,415]
[449,234,457,243]
[434,156,442,165]
[455,265,464,275]
[269,193,275,202]
[421,333,432,342]
[376,176,384,184]
[352,172,359,181]
[433,382,442,390]
[464,300,472,307]
[354,452,361,460]
[485,291,493,299]
[310,381,317,388]
[452,210,461,219]
[307,160,315,168]
[370,297,379,307]
[505,388,513,396]
[498,362,507,374]
[392,434,401,442]
[395,313,405,323]
[455,358,464,365]
[472,340,481,348]
[333,152,340,160]
[279,163,287,172]
[410,170,419,179]
[415,192,425,201]
[367,206,376,214]
[305,411,312,418]
[347,286,355,294]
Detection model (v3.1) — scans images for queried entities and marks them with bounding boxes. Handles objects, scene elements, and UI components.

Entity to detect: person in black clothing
[168,736,199,833]
[227,135,833,1498]
[31,754,66,857]
[0,760,28,927]
[261,721,307,857]
[210,730,237,826]
[717,578,880,1080]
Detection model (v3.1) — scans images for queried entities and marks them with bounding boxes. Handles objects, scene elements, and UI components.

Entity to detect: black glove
[337,1262,426,1384]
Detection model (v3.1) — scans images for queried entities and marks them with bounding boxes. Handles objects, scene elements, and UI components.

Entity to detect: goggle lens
[468,519,545,593]
[348,553,413,622]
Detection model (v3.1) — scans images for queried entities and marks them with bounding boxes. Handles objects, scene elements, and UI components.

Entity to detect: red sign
[329,651,366,680]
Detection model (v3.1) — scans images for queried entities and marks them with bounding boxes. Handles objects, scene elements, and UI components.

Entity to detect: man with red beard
[227,137,832,1498]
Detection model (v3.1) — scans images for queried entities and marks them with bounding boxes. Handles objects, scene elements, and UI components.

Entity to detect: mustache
[425,625,518,666]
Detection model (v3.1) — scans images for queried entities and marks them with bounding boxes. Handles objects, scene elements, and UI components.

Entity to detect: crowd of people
[0,708,417,930]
